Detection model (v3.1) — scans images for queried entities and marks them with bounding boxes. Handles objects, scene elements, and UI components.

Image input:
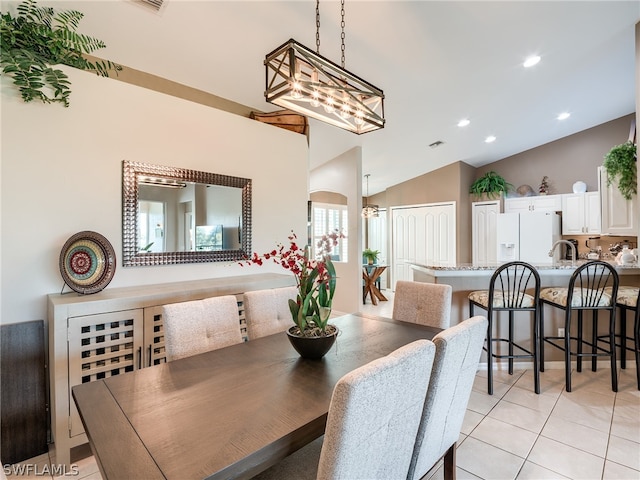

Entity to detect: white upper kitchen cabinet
[504,194,562,214]
[561,192,601,235]
[472,200,500,266]
[599,166,638,236]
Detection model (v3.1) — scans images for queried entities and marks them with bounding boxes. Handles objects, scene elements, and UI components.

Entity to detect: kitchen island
[411,261,640,365]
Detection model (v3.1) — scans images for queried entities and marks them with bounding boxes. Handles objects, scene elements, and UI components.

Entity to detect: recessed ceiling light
[457,118,470,127]
[523,55,541,68]
[485,135,496,143]
[557,112,571,120]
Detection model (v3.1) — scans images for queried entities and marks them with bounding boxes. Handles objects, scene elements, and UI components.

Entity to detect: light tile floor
[10,291,639,480]
[363,290,640,480]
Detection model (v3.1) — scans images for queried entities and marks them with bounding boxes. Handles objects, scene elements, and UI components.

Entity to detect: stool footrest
[484,338,533,359]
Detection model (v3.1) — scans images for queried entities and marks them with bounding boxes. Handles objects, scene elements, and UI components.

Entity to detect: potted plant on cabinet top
[240,230,345,359]
[0,0,121,107]
[363,248,380,265]
[603,140,637,200]
[469,171,513,200]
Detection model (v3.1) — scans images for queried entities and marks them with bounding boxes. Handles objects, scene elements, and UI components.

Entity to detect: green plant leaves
[604,141,637,200]
[469,171,513,199]
[1,0,121,107]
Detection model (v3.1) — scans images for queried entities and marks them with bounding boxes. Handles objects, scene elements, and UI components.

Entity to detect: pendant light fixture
[264,0,385,135]
[362,174,379,218]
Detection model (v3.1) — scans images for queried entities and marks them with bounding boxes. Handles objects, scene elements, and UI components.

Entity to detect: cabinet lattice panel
[68,310,143,436]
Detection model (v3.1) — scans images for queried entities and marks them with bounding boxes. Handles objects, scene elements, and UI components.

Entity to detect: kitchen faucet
[549,240,577,266]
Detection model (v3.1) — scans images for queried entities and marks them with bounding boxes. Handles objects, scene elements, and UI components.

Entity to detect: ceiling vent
[132,0,166,14]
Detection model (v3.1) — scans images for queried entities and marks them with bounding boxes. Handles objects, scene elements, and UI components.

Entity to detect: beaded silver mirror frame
[122,160,252,266]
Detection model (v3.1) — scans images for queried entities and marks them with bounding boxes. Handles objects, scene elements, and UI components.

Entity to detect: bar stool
[468,261,541,395]
[539,260,619,392]
[601,286,640,390]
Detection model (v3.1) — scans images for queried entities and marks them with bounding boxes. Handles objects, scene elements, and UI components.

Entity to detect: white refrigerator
[496,212,561,265]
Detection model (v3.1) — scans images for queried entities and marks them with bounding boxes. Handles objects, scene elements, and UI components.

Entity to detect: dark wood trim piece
[0,320,48,464]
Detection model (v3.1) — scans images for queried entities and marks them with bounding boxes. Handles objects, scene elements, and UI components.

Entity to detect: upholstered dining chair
[407,315,488,480]
[601,286,640,390]
[244,286,298,340]
[252,339,436,480]
[468,261,541,394]
[539,260,619,392]
[392,280,453,329]
[162,295,243,361]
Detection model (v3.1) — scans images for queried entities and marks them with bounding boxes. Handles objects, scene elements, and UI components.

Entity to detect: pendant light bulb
[324,96,335,113]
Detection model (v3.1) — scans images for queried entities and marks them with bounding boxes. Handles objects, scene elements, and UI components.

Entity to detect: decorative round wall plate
[59,231,116,295]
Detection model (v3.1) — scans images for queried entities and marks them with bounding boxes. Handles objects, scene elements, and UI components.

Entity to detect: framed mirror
[122,160,252,266]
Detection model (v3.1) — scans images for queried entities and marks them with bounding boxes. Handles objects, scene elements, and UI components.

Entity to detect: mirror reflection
[122,161,251,266]
[138,182,242,253]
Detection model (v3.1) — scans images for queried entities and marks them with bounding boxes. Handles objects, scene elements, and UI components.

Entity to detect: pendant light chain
[264,0,385,134]
[340,0,346,68]
[315,0,321,55]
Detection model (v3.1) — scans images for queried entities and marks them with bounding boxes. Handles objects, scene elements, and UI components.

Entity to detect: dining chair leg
[443,443,455,480]
[565,309,572,392]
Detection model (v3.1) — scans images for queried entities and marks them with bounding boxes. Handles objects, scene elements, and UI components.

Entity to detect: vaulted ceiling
[54,1,639,194]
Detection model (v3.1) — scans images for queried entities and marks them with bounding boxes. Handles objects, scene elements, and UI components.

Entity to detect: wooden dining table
[72,313,441,480]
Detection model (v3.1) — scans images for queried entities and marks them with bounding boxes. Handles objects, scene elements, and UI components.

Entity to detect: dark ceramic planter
[286,325,338,359]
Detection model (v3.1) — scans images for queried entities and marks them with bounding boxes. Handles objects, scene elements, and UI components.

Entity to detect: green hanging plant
[0,0,121,107]
[469,171,513,199]
[603,141,637,200]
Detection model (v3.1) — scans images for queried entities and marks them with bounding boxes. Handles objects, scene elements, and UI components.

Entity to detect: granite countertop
[411,260,640,273]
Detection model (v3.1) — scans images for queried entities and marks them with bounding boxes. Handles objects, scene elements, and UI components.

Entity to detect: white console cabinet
[48,273,294,466]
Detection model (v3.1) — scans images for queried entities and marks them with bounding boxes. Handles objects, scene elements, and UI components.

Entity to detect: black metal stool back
[469,261,541,394]
[539,261,619,392]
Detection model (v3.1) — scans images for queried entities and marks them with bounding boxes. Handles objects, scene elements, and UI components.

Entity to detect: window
[138,200,165,252]
[312,202,348,262]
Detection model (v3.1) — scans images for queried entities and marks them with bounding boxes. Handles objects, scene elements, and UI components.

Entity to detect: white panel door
[392,203,456,290]
[392,208,418,288]
[367,209,388,289]
[472,201,499,265]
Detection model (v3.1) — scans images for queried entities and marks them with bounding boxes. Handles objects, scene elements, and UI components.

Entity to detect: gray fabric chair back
[317,339,436,480]
[244,286,298,340]
[407,315,488,480]
[162,295,243,361]
[392,280,453,328]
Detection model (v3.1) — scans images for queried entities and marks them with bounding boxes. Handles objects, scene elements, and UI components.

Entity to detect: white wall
[310,147,362,316]
[1,66,309,324]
